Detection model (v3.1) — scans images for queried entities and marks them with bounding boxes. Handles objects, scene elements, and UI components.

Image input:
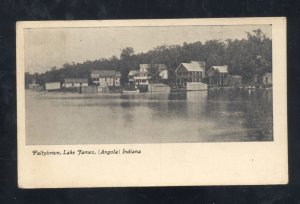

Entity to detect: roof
[178,61,205,72]
[65,78,88,83]
[129,70,140,76]
[207,65,228,73]
[139,64,168,72]
[91,70,121,77]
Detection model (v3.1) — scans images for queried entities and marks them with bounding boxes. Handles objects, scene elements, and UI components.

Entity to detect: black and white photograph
[17,18,287,188]
[23,22,273,145]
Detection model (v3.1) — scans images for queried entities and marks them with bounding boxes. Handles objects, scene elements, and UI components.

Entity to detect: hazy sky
[24,25,271,73]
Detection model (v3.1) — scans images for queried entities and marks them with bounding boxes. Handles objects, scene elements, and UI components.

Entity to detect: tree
[120,47,134,85]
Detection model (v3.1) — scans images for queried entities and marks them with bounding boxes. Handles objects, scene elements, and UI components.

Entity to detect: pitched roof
[129,70,140,76]
[208,65,228,73]
[91,70,121,77]
[65,78,88,83]
[179,61,205,72]
[139,64,167,72]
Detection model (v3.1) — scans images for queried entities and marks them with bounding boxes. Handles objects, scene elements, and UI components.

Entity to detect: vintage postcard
[17,18,287,188]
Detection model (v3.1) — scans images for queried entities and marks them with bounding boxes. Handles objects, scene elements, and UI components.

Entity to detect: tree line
[25,29,272,87]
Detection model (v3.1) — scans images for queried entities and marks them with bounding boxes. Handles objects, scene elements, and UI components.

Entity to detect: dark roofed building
[175,61,205,85]
[207,65,229,85]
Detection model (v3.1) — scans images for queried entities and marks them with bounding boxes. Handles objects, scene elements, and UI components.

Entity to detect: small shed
[224,75,243,87]
[186,82,207,91]
[45,82,61,91]
[148,83,171,92]
[262,73,272,84]
[64,78,88,87]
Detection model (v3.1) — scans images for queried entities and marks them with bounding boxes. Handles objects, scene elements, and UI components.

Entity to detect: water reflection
[25,89,273,145]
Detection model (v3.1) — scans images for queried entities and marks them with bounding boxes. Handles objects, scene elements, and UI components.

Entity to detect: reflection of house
[175,61,205,85]
[224,75,243,87]
[91,70,121,86]
[262,73,272,84]
[45,82,61,91]
[206,65,228,85]
[139,64,168,79]
[64,78,88,87]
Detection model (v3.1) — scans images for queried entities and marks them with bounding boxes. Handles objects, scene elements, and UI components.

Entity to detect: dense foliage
[25,29,271,87]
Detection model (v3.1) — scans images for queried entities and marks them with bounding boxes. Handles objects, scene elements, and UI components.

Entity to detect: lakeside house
[128,70,140,86]
[91,70,121,87]
[45,82,61,91]
[206,65,229,86]
[262,73,272,85]
[175,61,205,86]
[64,78,88,87]
[224,75,243,87]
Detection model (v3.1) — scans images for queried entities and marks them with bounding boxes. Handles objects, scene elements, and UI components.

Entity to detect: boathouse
[45,82,61,91]
[64,78,88,87]
[206,65,229,86]
[148,83,171,92]
[91,70,121,87]
[175,61,205,86]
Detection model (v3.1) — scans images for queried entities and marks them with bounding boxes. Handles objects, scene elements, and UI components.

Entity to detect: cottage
[224,75,243,87]
[139,64,168,79]
[206,65,229,85]
[91,70,121,86]
[64,78,88,87]
[262,73,272,84]
[45,82,61,91]
[128,70,140,85]
[175,61,205,86]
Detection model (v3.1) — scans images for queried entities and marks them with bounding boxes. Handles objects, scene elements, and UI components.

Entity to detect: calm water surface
[25,89,273,145]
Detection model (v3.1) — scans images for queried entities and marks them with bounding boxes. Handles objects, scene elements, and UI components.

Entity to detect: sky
[24,25,271,74]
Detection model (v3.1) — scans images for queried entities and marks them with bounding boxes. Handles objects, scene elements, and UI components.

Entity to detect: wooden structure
[175,61,205,86]
[206,65,229,85]
[64,78,88,87]
[186,82,207,91]
[91,70,121,87]
[148,83,171,92]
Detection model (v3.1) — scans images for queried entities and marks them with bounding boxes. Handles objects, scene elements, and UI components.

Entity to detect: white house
[91,70,121,87]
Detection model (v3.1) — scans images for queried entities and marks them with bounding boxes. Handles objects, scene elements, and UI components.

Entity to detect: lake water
[25,89,273,145]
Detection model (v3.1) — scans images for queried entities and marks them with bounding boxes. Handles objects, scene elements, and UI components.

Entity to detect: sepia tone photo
[17,18,287,188]
[24,24,273,145]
